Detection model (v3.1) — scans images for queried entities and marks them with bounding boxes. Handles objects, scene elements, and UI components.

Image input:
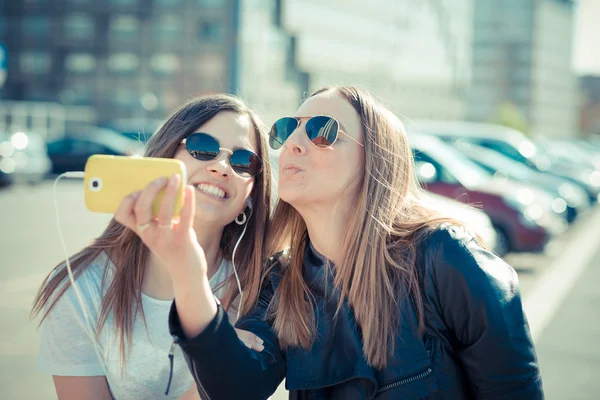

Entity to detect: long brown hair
[266,86,460,369]
[31,94,273,365]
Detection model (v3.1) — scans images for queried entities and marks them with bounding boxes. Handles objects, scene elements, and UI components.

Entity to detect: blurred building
[467,0,578,137]
[0,0,306,136]
[579,75,600,136]
[235,0,308,127]
[279,0,475,121]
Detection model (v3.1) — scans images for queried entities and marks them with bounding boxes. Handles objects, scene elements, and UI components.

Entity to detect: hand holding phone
[84,155,187,217]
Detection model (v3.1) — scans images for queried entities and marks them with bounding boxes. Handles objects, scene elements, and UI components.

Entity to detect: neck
[295,199,353,266]
[143,219,224,300]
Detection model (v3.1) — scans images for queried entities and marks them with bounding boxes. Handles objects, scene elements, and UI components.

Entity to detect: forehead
[193,111,256,150]
[295,91,362,138]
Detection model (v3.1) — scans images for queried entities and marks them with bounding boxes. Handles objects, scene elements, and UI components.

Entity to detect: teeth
[196,183,226,199]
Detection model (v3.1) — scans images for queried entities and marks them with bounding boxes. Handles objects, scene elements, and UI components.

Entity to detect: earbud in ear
[246,196,253,210]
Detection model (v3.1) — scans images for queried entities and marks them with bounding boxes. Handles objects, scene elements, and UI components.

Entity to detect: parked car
[451,140,590,223]
[536,137,600,173]
[420,191,499,254]
[0,131,52,184]
[408,134,567,255]
[411,121,600,205]
[0,151,15,188]
[47,127,145,175]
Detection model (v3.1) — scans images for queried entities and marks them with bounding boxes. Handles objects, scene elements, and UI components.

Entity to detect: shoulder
[48,252,114,313]
[422,224,519,300]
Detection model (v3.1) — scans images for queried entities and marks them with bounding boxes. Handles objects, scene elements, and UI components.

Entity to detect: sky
[573,0,600,75]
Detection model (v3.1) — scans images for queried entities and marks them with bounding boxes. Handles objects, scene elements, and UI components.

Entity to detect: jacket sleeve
[427,226,543,399]
[168,268,286,400]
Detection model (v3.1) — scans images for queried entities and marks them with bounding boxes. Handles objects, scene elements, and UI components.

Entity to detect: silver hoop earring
[235,212,247,225]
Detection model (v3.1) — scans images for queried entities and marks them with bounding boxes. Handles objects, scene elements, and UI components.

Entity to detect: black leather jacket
[169,225,543,399]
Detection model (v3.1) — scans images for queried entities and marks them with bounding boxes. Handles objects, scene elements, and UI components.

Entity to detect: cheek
[174,149,197,178]
[234,178,255,212]
[313,151,360,186]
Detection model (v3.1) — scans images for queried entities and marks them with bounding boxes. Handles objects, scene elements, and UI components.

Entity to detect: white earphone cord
[231,217,248,321]
[53,172,120,400]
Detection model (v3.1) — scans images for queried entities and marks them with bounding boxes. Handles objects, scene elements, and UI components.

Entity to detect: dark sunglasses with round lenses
[181,133,262,178]
[268,115,364,150]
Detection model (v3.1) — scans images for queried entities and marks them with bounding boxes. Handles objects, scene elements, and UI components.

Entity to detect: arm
[53,376,113,400]
[429,226,543,399]
[169,269,286,400]
[114,178,285,400]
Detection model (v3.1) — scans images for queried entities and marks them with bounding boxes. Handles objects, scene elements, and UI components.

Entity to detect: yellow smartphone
[84,155,187,217]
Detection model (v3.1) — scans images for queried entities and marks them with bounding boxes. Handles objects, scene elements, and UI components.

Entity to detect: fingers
[157,174,180,228]
[234,329,264,352]
[114,191,140,231]
[134,177,168,225]
[176,185,196,238]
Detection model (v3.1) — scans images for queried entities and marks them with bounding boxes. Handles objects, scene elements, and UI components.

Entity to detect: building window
[197,0,224,7]
[23,17,51,38]
[108,53,139,73]
[198,21,223,42]
[65,53,96,73]
[109,15,139,40]
[20,51,52,74]
[59,85,93,105]
[64,14,95,40]
[150,54,180,75]
[154,15,181,41]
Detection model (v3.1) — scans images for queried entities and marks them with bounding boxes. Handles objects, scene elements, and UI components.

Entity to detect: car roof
[407,120,530,146]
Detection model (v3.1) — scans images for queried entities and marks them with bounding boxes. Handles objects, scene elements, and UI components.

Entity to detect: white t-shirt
[37,252,236,400]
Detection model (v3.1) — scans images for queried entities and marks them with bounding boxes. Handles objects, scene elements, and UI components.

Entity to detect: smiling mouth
[192,183,228,199]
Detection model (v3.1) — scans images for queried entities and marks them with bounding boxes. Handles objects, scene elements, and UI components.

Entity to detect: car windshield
[413,136,492,187]
[454,142,535,181]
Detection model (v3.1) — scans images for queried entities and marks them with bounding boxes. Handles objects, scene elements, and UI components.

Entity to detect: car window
[413,150,459,184]
[47,140,72,154]
[470,139,527,164]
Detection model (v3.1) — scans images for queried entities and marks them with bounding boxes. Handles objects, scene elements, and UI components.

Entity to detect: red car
[409,134,566,255]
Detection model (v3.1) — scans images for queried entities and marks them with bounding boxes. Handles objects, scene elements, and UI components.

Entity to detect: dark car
[47,127,145,175]
[0,154,15,188]
[409,134,567,255]
[411,121,600,205]
[451,140,590,223]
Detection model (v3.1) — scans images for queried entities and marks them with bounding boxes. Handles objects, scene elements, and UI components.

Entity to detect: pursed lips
[280,162,304,175]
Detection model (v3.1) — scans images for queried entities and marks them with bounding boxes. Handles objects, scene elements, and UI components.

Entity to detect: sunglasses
[268,115,364,150]
[181,133,262,178]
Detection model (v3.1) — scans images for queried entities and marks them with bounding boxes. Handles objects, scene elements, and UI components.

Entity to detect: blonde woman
[33,94,271,400]
[118,87,543,399]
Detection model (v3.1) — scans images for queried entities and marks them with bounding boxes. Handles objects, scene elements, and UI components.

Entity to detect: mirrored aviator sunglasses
[268,116,342,150]
[182,133,262,178]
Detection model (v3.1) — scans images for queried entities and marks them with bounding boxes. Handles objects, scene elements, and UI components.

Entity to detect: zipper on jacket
[376,367,433,394]
[165,335,211,399]
[190,353,211,400]
[164,336,178,395]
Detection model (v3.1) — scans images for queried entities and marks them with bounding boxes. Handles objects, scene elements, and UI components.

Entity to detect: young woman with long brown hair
[116,86,543,399]
[32,94,272,400]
